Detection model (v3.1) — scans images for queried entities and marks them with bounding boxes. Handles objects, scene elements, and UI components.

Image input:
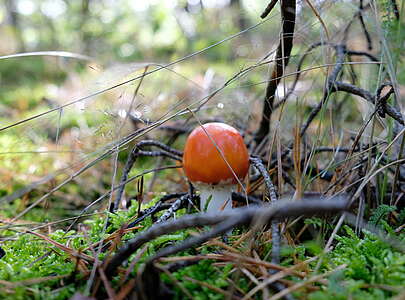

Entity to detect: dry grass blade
[0,51,94,61]
[155,264,195,300]
[97,267,116,299]
[184,276,242,300]
[252,250,271,298]
[304,0,330,41]
[114,278,136,300]
[241,256,319,300]
[213,252,307,278]
[0,19,269,133]
[268,264,347,300]
[158,253,308,278]
[203,238,241,254]
[83,225,142,252]
[27,230,95,262]
[0,274,69,288]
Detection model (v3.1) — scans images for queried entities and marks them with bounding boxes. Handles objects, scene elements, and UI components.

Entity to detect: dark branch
[104,199,349,278]
[112,140,183,212]
[156,194,192,224]
[332,82,404,125]
[358,0,373,50]
[261,0,279,19]
[126,193,187,229]
[255,0,296,144]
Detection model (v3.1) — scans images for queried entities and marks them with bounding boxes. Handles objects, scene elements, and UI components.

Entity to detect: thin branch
[127,193,187,229]
[358,0,373,50]
[261,0,279,19]
[112,140,183,212]
[300,44,346,137]
[332,82,404,125]
[156,194,193,224]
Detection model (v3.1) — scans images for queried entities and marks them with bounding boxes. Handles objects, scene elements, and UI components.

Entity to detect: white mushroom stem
[197,183,234,212]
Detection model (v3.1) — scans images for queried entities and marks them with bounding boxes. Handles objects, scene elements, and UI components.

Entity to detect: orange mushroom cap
[182,122,249,184]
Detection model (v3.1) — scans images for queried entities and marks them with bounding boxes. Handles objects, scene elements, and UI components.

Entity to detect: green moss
[308,226,405,299]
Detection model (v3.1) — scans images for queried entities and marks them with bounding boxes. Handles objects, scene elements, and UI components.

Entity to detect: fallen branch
[104,198,349,278]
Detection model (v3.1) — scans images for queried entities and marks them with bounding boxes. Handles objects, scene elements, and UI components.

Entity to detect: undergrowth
[1,199,404,299]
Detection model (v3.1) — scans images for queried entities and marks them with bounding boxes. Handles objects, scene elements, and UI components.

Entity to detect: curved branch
[112,140,183,212]
[104,199,349,278]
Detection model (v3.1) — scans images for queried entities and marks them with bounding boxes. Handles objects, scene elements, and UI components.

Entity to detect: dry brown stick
[98,267,116,299]
[26,230,95,263]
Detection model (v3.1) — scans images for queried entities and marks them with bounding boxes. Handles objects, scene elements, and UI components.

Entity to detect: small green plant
[309,225,405,299]
[369,204,396,227]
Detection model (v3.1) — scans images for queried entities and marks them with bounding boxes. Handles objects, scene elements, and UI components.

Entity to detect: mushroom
[182,122,249,212]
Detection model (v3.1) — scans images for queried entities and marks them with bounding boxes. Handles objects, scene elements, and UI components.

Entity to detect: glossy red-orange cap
[182,122,249,184]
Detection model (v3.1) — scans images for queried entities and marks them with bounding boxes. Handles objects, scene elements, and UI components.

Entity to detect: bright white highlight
[198,184,234,212]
